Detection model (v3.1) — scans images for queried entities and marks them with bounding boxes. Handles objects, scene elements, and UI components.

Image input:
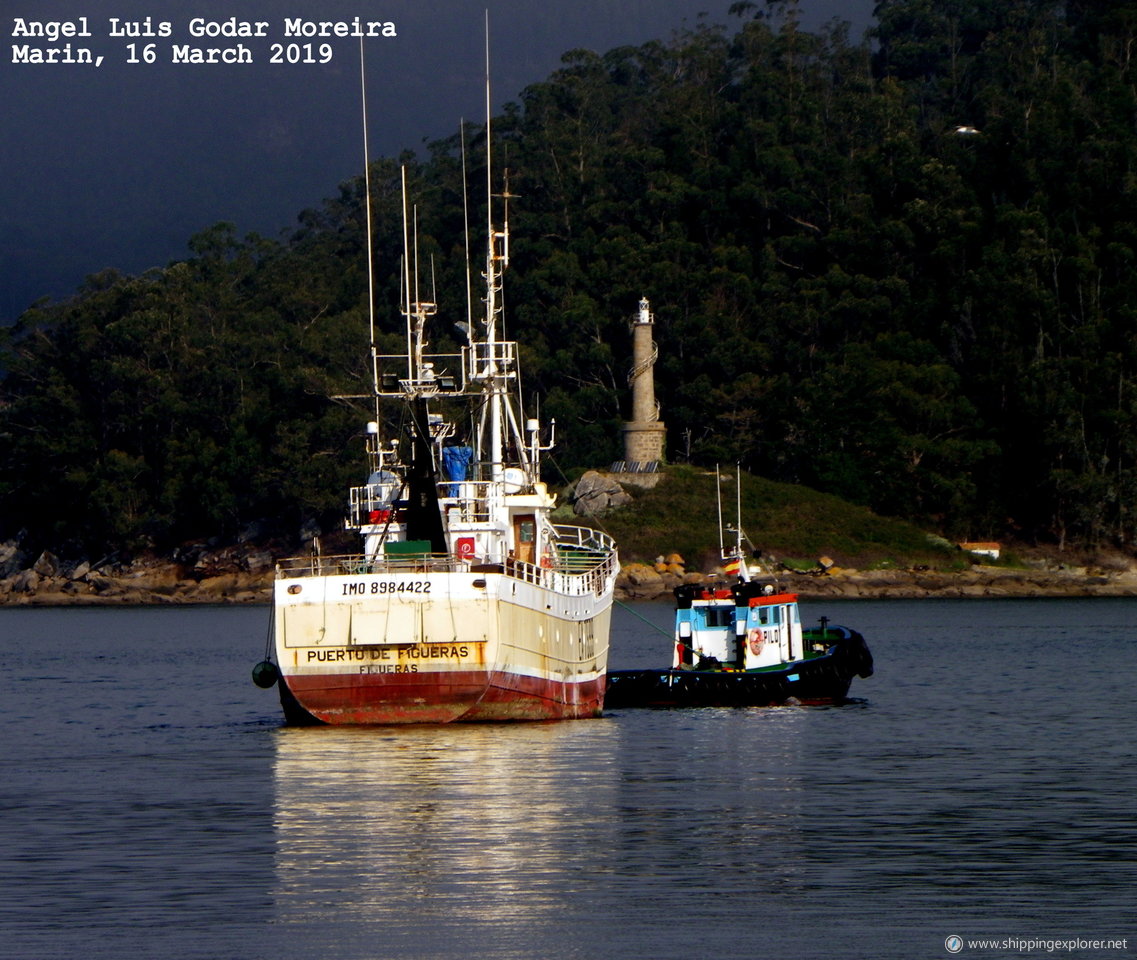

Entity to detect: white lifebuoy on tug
[748,628,765,656]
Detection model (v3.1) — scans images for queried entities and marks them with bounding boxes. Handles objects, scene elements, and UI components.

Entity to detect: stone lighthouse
[622,297,666,468]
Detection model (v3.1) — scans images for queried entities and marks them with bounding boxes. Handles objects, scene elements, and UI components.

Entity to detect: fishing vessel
[253,42,618,724]
[605,472,871,708]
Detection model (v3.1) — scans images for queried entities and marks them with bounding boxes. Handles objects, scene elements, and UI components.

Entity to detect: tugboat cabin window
[699,607,732,628]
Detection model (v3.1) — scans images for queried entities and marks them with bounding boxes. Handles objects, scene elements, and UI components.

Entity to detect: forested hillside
[3,0,1137,558]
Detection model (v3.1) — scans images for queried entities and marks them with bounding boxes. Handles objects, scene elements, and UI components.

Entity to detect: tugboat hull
[605,628,872,709]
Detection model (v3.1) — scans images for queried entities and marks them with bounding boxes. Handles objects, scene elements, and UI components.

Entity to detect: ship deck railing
[277,529,618,598]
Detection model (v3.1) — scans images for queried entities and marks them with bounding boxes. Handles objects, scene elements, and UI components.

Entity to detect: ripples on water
[1,600,1134,959]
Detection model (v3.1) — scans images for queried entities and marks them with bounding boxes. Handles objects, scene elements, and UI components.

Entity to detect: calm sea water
[1,598,1134,960]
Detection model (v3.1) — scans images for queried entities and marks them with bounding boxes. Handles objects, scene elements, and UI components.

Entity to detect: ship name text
[307,644,474,663]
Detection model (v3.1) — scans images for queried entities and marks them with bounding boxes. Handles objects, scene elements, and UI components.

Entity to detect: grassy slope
[562,464,965,572]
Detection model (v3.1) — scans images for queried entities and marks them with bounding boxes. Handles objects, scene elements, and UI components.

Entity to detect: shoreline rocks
[2,563,1136,607]
[2,539,1136,606]
[615,561,1137,601]
[0,543,276,606]
[0,568,274,606]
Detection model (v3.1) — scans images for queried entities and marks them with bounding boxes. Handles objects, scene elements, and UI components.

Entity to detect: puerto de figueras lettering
[305,644,478,674]
[10,16,397,66]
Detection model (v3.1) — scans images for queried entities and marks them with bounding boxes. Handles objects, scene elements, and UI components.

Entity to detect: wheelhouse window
[699,607,733,628]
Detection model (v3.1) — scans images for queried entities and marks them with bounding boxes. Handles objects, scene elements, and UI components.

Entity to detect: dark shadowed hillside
[3,1,1137,562]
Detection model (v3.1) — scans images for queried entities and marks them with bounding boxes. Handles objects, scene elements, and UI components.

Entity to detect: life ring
[748,628,765,656]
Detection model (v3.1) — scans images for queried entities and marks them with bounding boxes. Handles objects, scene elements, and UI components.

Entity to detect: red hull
[281,669,605,724]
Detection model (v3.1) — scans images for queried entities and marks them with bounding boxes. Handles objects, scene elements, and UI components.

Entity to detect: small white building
[959,541,1001,560]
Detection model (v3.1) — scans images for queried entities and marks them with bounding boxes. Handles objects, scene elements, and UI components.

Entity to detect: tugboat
[252,39,618,724]
[605,471,871,708]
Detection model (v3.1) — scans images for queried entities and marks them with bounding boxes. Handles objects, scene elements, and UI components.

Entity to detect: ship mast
[467,15,548,491]
[359,37,380,410]
[483,16,505,482]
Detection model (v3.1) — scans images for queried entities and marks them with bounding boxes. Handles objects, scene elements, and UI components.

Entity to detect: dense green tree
[5,2,1137,556]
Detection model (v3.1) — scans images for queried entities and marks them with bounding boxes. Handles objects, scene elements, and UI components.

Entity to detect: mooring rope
[263,601,275,662]
[614,597,673,640]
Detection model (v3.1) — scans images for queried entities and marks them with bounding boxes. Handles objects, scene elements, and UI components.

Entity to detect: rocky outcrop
[0,539,27,578]
[570,471,634,517]
[616,562,666,600]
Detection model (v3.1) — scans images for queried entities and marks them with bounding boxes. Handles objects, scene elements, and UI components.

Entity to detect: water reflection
[272,721,623,953]
[271,708,812,958]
